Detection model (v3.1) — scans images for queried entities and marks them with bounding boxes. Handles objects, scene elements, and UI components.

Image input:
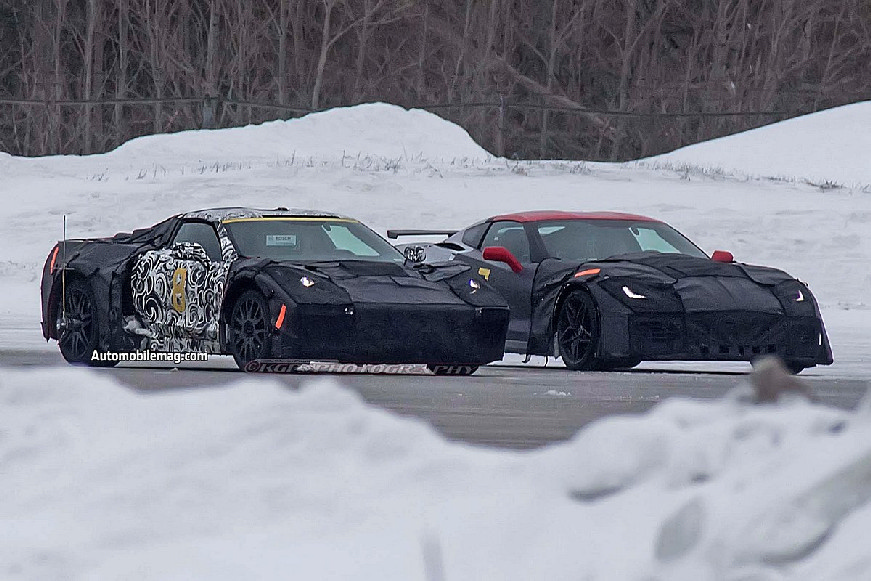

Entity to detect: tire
[556,289,601,371]
[426,364,479,376]
[227,289,274,369]
[599,357,641,371]
[57,278,118,367]
[784,360,807,375]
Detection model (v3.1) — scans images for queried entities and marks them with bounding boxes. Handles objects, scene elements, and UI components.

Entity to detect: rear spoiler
[386,229,457,240]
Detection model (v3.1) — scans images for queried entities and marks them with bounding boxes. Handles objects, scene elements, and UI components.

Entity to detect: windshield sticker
[266,234,298,246]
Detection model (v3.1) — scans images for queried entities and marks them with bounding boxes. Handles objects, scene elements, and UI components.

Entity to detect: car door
[455,220,537,350]
[131,220,228,351]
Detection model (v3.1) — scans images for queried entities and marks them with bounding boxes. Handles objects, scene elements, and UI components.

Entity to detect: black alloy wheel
[57,278,117,367]
[556,289,601,371]
[229,290,273,368]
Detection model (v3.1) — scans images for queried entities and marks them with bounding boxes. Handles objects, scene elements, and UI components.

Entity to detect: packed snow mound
[3,367,871,580]
[648,101,871,186]
[103,102,491,163]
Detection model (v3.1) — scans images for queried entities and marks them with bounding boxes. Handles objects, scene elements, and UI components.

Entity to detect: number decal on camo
[171,267,187,313]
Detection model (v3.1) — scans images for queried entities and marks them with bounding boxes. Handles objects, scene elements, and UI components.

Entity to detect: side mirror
[403,245,426,263]
[711,250,734,263]
[483,246,523,273]
[172,242,210,262]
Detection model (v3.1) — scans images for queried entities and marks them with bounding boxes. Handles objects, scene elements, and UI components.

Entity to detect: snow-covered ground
[1,102,870,579]
[646,101,871,188]
[2,369,870,580]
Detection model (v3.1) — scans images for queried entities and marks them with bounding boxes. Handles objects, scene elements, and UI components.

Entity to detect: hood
[535,251,813,316]
[239,258,496,307]
[592,253,808,314]
[586,251,796,286]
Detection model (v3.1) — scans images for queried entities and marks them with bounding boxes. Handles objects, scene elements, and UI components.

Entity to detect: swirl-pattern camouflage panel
[215,222,238,262]
[131,244,229,353]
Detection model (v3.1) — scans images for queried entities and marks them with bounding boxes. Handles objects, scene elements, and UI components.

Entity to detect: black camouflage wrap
[41,208,509,366]
[528,252,832,367]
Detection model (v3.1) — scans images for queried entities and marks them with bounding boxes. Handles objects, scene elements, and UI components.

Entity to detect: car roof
[488,210,660,223]
[181,207,352,222]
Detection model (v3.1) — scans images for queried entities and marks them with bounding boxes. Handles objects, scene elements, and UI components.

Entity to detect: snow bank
[648,101,871,187]
[109,103,490,162]
[4,103,488,176]
[2,368,870,580]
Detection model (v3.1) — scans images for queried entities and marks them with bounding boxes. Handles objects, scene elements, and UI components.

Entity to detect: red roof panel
[489,210,660,223]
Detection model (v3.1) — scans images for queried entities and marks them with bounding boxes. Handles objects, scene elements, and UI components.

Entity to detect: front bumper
[624,311,831,364]
[274,301,510,365]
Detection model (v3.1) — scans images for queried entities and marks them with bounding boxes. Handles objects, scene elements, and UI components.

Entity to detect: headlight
[622,285,646,299]
[300,276,315,288]
[796,289,805,302]
[469,279,481,292]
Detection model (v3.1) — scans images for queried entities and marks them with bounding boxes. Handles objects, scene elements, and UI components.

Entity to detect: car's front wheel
[228,289,274,369]
[57,278,118,367]
[556,289,601,371]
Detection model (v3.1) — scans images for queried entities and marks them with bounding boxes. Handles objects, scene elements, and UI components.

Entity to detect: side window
[481,221,531,263]
[462,222,489,248]
[173,222,223,262]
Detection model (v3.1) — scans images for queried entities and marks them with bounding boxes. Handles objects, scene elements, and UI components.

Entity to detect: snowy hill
[2,102,871,580]
[647,101,871,187]
[0,103,489,179]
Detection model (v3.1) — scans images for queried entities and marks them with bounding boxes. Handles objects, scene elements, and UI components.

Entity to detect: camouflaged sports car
[390,211,833,374]
[40,208,509,373]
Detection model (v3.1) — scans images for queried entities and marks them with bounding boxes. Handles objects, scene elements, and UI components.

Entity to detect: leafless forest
[1,0,869,159]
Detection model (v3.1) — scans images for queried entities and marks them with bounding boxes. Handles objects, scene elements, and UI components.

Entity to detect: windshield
[536,220,707,261]
[224,218,405,263]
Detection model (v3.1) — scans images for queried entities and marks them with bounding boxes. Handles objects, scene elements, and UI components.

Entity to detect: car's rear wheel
[600,357,641,371]
[426,364,479,376]
[557,289,601,371]
[228,290,274,369]
[57,278,117,367]
[783,360,807,375]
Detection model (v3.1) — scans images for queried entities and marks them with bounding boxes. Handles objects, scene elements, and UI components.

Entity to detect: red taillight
[49,246,60,273]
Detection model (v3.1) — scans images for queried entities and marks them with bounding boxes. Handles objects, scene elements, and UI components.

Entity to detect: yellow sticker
[478,267,491,281]
[171,267,187,313]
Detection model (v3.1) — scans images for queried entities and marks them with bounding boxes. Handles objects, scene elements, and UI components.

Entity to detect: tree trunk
[82,0,98,153]
[448,0,473,101]
[352,0,373,100]
[540,0,559,159]
[278,0,289,105]
[291,0,304,93]
[52,0,69,154]
[417,3,428,96]
[205,0,219,99]
[115,0,129,142]
[311,0,334,110]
